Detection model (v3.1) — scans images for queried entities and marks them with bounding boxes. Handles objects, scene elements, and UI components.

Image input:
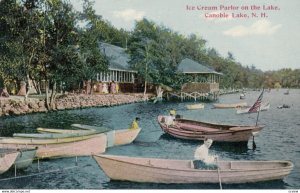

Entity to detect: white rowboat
[186,103,204,110]
[93,154,293,184]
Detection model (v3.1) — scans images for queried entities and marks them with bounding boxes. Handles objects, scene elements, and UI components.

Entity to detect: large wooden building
[97,42,138,92]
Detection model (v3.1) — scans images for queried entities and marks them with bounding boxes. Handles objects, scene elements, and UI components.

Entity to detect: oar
[216,157,223,190]
[252,135,256,150]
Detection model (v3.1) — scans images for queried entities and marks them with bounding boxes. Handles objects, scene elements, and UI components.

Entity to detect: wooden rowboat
[69,124,141,147]
[213,102,248,109]
[93,154,293,184]
[0,149,19,174]
[236,103,270,114]
[0,133,107,159]
[0,148,37,170]
[36,124,109,134]
[14,148,37,169]
[71,124,109,133]
[2,133,101,145]
[13,132,97,139]
[157,116,264,142]
[186,103,204,110]
[37,128,90,134]
[113,128,141,146]
[0,128,140,159]
[13,129,101,139]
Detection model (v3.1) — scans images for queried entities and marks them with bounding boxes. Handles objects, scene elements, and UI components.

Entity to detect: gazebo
[176,58,222,101]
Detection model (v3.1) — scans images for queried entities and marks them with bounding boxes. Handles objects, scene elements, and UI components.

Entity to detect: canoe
[34,126,140,147]
[70,124,141,146]
[0,133,107,159]
[236,103,270,114]
[186,103,204,110]
[0,149,19,174]
[93,154,293,184]
[1,132,101,145]
[13,132,95,139]
[36,124,109,135]
[157,116,264,142]
[213,102,248,109]
[71,124,110,133]
[0,128,140,159]
[13,128,102,139]
[37,128,90,134]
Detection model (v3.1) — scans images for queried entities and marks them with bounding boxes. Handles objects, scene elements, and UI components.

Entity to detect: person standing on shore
[102,83,108,94]
[110,81,116,94]
[116,82,119,93]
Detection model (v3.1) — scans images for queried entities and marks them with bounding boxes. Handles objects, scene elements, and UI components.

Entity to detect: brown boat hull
[157,116,264,142]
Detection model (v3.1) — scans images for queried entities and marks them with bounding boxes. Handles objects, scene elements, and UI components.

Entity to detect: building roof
[177,58,222,75]
[99,42,136,72]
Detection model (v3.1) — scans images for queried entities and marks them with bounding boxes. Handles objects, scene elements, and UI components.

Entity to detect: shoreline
[0,93,152,117]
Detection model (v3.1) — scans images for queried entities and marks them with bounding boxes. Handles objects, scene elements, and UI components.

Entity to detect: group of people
[94,81,119,94]
[129,109,219,169]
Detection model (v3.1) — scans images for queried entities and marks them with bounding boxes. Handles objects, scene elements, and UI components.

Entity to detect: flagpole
[253,88,264,149]
[255,88,264,126]
[255,108,260,126]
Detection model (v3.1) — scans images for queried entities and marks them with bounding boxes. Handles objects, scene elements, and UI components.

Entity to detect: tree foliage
[0,0,299,104]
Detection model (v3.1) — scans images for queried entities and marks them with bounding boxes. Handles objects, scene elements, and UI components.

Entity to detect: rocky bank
[0,93,151,117]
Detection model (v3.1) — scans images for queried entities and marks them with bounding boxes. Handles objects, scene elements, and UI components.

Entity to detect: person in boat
[193,139,218,169]
[169,109,176,118]
[165,109,176,126]
[129,117,140,130]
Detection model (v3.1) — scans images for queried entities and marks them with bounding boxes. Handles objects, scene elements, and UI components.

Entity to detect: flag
[248,89,264,113]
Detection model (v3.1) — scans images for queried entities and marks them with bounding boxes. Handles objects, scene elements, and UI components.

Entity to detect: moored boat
[1,128,141,159]
[13,128,101,139]
[213,102,248,109]
[284,89,289,95]
[37,127,90,134]
[236,102,270,114]
[186,103,204,110]
[70,124,141,147]
[240,93,246,99]
[71,124,110,133]
[93,154,294,184]
[157,116,264,142]
[0,133,107,159]
[112,128,141,146]
[14,148,38,169]
[0,149,19,174]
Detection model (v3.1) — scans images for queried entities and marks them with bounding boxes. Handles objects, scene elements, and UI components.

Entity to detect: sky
[70,0,300,72]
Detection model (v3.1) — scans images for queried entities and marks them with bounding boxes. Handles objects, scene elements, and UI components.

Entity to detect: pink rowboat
[0,128,141,159]
[0,133,107,159]
[157,116,264,142]
[0,149,19,174]
[93,154,293,184]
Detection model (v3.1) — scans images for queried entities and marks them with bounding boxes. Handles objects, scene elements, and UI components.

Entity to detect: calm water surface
[0,89,299,189]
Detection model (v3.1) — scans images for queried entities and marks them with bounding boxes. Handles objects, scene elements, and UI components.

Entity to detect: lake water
[0,89,299,189]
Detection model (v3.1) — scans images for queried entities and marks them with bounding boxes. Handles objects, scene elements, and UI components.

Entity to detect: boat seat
[190,160,194,169]
[177,122,219,132]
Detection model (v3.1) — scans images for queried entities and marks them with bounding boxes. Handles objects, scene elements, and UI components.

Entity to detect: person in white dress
[165,109,176,126]
[193,139,218,169]
[102,83,108,94]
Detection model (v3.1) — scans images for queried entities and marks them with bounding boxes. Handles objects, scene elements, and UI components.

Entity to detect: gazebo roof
[99,42,136,72]
[177,58,222,75]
